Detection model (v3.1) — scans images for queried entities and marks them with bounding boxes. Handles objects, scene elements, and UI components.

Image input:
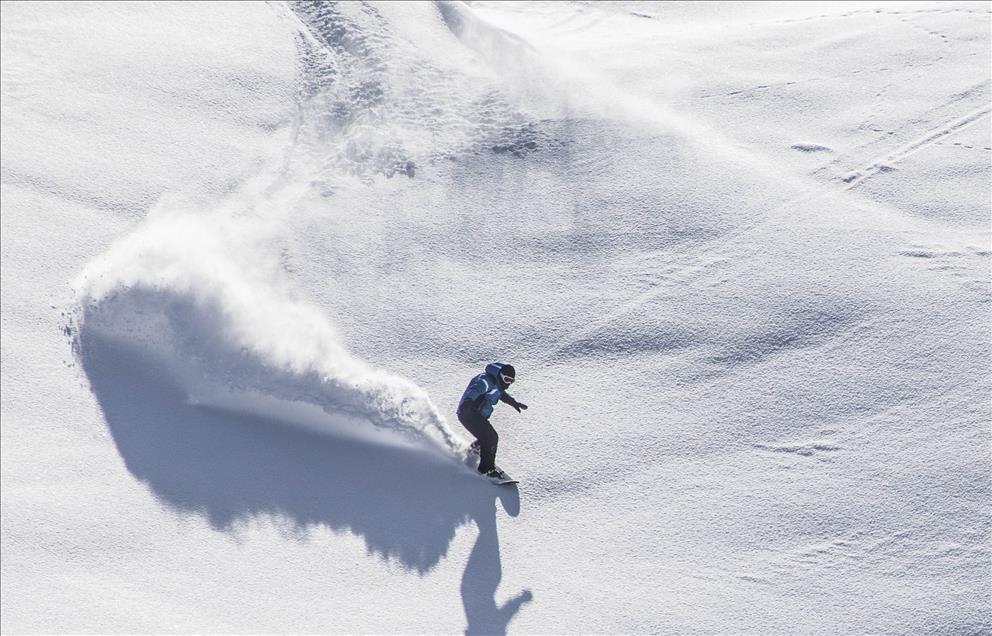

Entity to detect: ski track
[811,79,990,180]
[841,103,991,189]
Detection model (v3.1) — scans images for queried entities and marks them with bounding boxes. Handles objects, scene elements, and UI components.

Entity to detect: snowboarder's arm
[500,392,528,413]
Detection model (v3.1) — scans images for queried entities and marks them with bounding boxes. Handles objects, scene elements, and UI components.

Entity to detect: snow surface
[2,1,990,633]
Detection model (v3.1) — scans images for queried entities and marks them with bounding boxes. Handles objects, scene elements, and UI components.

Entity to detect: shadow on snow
[79,330,532,634]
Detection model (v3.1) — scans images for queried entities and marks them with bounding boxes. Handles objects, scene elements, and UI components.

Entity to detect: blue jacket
[459,362,513,419]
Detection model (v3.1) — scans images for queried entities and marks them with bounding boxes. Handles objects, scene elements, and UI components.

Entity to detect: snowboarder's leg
[457,410,499,474]
[477,425,498,474]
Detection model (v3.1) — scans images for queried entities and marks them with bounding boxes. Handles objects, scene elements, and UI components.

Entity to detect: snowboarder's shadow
[80,332,531,633]
[462,495,533,636]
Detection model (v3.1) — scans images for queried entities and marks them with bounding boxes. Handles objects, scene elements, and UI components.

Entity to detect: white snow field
[1,0,989,633]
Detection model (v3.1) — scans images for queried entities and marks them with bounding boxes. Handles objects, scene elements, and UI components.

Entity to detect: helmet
[499,364,516,387]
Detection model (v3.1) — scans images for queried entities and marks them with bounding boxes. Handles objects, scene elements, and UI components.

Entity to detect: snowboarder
[457,362,527,481]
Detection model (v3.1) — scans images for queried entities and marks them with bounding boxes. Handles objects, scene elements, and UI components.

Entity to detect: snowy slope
[2,1,989,633]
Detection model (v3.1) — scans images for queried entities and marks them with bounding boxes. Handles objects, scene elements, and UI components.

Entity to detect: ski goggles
[500,373,515,385]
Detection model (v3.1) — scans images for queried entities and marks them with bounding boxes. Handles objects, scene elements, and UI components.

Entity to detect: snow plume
[73,182,457,453]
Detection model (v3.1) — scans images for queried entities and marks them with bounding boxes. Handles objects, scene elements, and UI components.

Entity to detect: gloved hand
[512,400,528,413]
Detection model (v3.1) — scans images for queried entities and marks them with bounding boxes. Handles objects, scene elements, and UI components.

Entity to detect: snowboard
[486,468,518,486]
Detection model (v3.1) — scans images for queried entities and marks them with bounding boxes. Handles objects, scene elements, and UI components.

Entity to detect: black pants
[458,408,498,473]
